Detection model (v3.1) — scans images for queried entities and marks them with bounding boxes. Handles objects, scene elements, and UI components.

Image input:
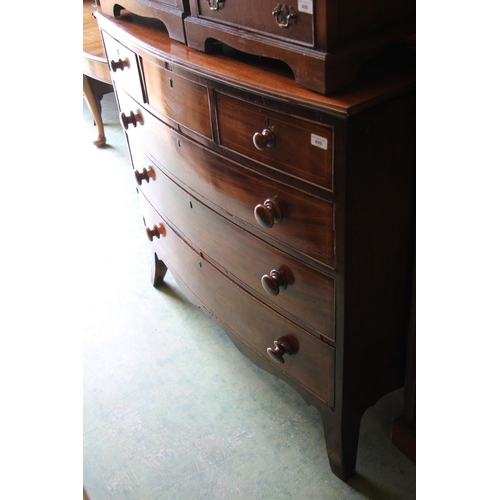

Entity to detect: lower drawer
[133,146,335,339]
[139,193,335,405]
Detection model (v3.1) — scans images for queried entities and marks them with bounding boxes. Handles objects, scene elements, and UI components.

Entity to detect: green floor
[82,94,416,500]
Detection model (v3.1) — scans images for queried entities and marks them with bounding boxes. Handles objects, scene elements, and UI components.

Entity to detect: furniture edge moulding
[94,11,415,120]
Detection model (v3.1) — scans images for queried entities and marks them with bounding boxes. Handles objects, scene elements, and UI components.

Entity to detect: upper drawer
[120,97,335,267]
[141,58,212,140]
[192,0,314,47]
[101,31,145,103]
[216,92,334,190]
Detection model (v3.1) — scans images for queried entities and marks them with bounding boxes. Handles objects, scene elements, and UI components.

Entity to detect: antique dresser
[95,10,415,480]
[184,0,415,93]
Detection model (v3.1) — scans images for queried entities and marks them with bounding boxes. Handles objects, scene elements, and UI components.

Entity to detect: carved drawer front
[141,58,212,139]
[191,0,314,47]
[125,111,335,267]
[132,146,334,337]
[101,32,145,103]
[139,193,335,404]
[216,92,334,190]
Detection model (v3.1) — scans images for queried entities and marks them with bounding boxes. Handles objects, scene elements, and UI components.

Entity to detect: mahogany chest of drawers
[96,11,415,480]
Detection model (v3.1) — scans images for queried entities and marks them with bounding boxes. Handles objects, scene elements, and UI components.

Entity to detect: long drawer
[139,192,336,405]
[116,87,335,268]
[132,147,335,338]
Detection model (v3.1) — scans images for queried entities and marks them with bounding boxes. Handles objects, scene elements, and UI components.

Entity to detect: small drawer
[216,92,334,190]
[142,58,212,140]
[122,104,335,267]
[132,148,335,338]
[193,0,314,47]
[101,31,145,103]
[139,193,335,405]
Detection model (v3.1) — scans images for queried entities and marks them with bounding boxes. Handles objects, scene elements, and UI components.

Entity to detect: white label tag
[298,0,313,14]
[311,133,328,150]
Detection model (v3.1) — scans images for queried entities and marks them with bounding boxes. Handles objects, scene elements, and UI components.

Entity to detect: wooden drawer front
[101,31,145,103]
[133,149,334,337]
[123,102,335,267]
[216,93,334,190]
[139,194,335,404]
[142,58,212,139]
[192,0,314,47]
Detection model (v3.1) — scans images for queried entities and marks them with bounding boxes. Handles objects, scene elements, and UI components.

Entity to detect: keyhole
[189,201,193,209]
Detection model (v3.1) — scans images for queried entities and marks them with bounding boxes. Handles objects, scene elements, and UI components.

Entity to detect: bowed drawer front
[117,86,336,267]
[138,193,336,405]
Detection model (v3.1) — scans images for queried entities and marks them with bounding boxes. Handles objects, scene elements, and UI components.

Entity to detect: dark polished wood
[83,0,114,147]
[96,10,415,481]
[99,0,190,43]
[391,255,416,463]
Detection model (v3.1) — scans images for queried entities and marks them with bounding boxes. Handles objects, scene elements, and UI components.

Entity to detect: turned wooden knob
[261,269,287,296]
[120,111,141,130]
[254,199,282,228]
[145,223,166,241]
[267,336,298,364]
[134,167,155,185]
[110,58,128,72]
[253,128,275,151]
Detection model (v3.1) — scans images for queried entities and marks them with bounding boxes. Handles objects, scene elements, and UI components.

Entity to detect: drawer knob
[120,111,141,130]
[134,167,155,185]
[267,336,298,364]
[110,58,128,72]
[145,223,166,241]
[272,5,298,29]
[254,199,282,228]
[261,269,287,296]
[253,128,275,151]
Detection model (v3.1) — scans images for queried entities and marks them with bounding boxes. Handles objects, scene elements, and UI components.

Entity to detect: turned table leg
[83,74,108,147]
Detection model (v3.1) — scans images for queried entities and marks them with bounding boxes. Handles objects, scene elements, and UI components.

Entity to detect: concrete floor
[82,93,416,500]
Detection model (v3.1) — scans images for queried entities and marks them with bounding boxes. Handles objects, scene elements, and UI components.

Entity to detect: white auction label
[298,0,313,14]
[311,133,328,150]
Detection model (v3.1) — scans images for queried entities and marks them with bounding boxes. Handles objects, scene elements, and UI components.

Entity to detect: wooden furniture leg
[83,0,114,146]
[151,250,168,287]
[317,404,364,480]
[83,74,111,147]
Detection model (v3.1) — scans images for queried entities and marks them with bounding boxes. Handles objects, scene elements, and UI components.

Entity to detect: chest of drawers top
[96,11,415,117]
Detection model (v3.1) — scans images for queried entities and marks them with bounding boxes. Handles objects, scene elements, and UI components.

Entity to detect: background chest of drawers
[96,11,415,480]
[185,0,415,93]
